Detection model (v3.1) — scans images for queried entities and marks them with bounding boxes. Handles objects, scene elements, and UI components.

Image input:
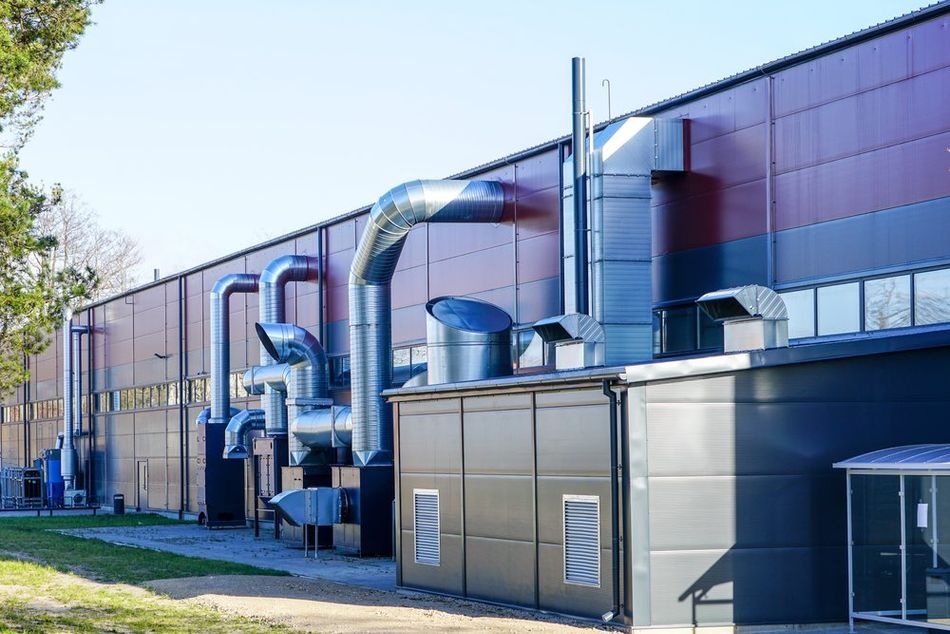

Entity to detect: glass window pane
[392,348,410,369]
[780,289,815,339]
[904,474,935,623]
[915,268,950,326]
[865,275,911,331]
[698,309,723,350]
[817,283,859,335]
[661,306,696,354]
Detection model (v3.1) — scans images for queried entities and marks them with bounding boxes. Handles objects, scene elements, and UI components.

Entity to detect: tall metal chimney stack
[571,57,590,316]
[153,268,160,281]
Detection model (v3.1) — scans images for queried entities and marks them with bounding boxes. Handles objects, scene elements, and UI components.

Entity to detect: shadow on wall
[673,346,950,626]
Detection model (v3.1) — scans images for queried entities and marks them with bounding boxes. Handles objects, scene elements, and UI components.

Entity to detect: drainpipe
[572,57,590,316]
[259,255,319,437]
[209,273,259,425]
[602,380,621,624]
[255,322,329,465]
[348,179,505,467]
[177,274,186,519]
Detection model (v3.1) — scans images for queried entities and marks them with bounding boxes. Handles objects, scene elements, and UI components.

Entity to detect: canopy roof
[834,444,950,471]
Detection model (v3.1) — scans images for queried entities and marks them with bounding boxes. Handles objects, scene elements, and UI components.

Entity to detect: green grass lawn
[0,514,291,632]
[0,513,287,584]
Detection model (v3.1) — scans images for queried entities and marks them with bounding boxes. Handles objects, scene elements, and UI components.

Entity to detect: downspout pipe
[572,57,590,316]
[259,255,319,436]
[223,409,265,460]
[602,380,621,623]
[255,322,329,465]
[209,273,259,425]
[348,179,505,467]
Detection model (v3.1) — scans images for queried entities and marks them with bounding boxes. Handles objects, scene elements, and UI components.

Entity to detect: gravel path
[146,574,605,633]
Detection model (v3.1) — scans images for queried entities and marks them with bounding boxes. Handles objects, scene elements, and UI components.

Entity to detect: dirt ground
[146,574,607,633]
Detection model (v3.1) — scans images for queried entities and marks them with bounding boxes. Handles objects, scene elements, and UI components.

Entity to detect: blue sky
[17,0,928,281]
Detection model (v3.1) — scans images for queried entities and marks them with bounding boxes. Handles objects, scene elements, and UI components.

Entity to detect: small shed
[835,445,950,631]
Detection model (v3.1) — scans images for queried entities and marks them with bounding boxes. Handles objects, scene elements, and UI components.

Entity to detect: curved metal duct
[223,409,265,460]
[696,285,789,353]
[292,405,352,451]
[259,255,319,436]
[255,322,329,465]
[242,363,289,396]
[425,296,512,385]
[349,179,505,467]
[209,273,259,425]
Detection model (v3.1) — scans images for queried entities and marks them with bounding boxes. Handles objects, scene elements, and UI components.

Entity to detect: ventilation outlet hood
[532,313,606,370]
[696,285,789,353]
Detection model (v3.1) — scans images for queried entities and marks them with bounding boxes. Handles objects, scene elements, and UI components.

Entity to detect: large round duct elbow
[348,179,505,467]
[209,273,260,424]
[426,296,512,385]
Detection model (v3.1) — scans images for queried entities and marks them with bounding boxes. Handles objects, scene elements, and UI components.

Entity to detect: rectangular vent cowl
[413,489,440,566]
[563,494,600,587]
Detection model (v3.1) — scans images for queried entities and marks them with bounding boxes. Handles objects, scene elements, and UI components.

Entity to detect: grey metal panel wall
[640,345,950,626]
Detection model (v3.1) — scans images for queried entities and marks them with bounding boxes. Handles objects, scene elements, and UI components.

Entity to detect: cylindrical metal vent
[425,296,512,385]
[348,179,505,467]
[209,273,259,425]
[61,312,75,490]
[259,255,319,436]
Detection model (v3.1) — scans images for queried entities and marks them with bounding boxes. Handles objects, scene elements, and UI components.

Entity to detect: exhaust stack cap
[696,285,788,353]
[532,313,605,370]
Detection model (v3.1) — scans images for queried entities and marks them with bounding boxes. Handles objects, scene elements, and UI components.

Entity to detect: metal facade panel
[427,243,515,298]
[427,212,513,264]
[464,475,534,541]
[391,265,428,310]
[515,187,559,240]
[652,179,767,256]
[400,531,464,595]
[652,235,768,305]
[648,474,840,551]
[774,66,949,174]
[536,407,610,477]
[536,476,610,545]
[515,149,560,196]
[515,277,559,325]
[399,473,462,535]
[465,536,536,607]
[538,544,613,617]
[516,233,560,284]
[391,304,426,346]
[649,547,845,626]
[774,131,950,231]
[397,412,461,475]
[463,410,533,476]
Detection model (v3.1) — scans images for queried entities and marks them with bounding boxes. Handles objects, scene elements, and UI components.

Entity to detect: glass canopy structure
[835,445,950,630]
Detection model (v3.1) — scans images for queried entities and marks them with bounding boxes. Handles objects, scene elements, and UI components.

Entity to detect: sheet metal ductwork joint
[209,273,259,425]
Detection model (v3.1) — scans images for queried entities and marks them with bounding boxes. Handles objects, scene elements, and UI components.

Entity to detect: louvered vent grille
[563,494,600,587]
[413,489,440,566]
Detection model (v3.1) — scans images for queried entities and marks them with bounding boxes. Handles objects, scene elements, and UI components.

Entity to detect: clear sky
[17,0,929,282]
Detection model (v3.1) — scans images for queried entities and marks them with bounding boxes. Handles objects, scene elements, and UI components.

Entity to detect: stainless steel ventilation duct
[259,255,319,436]
[223,409,265,460]
[696,285,789,353]
[242,363,289,396]
[292,405,352,451]
[61,312,89,492]
[349,179,504,467]
[571,56,590,316]
[209,273,259,425]
[255,322,329,465]
[533,312,605,370]
[562,116,687,364]
[426,296,512,385]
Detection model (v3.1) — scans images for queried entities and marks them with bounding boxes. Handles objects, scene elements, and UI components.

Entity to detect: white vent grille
[413,488,440,566]
[563,494,600,587]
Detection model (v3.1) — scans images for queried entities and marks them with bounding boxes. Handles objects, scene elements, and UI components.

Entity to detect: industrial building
[1,3,949,630]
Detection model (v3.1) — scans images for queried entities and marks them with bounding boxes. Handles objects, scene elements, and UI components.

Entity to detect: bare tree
[32,188,143,303]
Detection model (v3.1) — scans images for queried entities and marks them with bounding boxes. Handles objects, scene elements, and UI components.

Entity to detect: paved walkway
[61,523,396,591]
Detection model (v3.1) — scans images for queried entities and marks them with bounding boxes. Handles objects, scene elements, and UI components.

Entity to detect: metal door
[136,460,148,511]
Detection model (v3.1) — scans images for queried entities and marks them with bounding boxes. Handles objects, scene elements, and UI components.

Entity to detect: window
[698,309,723,350]
[330,356,350,387]
[413,489,440,566]
[563,494,600,587]
[410,345,427,373]
[781,288,816,339]
[167,382,179,406]
[865,275,910,331]
[392,348,410,371]
[915,268,950,326]
[660,306,696,354]
[818,283,860,335]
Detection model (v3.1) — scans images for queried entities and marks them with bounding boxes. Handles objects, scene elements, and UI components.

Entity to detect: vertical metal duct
[61,312,76,491]
[209,273,259,425]
[259,255,319,436]
[425,296,512,385]
[72,328,82,436]
[255,322,328,465]
[348,179,505,467]
[572,56,590,316]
